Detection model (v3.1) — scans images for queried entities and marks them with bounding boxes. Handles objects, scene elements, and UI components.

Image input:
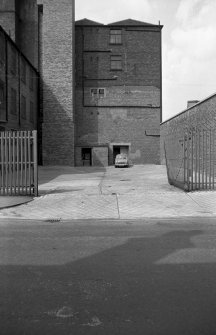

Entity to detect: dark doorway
[113,146,121,164]
[82,148,92,166]
[113,145,129,164]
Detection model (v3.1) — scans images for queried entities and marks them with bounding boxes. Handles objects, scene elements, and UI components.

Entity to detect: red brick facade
[75,19,162,166]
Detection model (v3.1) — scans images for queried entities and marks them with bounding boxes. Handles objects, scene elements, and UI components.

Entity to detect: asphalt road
[1,217,216,335]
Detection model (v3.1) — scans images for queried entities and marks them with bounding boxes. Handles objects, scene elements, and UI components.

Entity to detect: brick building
[0,0,75,165]
[160,92,216,165]
[0,2,162,166]
[75,19,163,166]
[0,26,38,132]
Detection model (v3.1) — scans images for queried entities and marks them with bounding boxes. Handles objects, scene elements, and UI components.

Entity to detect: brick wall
[75,21,162,165]
[160,93,216,164]
[41,0,75,165]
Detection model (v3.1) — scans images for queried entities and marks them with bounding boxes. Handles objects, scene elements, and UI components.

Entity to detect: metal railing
[0,131,38,196]
[164,128,216,191]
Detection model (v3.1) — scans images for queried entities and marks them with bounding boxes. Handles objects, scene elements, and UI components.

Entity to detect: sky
[75,0,216,122]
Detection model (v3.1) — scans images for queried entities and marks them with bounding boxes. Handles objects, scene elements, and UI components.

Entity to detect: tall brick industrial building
[0,1,162,166]
[75,19,163,166]
[0,0,75,165]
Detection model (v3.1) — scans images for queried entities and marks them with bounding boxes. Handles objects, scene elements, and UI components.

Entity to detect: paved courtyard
[0,165,216,220]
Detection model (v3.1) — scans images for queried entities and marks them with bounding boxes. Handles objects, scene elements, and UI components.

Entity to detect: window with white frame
[90,88,105,98]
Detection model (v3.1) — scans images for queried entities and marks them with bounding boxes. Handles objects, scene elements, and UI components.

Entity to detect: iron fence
[164,128,216,191]
[0,131,38,196]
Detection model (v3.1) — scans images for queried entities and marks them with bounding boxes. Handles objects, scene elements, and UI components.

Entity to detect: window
[30,101,34,123]
[110,55,122,70]
[29,68,34,90]
[21,95,26,119]
[11,47,17,75]
[99,89,105,97]
[0,32,5,66]
[0,81,6,121]
[90,88,105,98]
[10,88,17,115]
[91,88,98,97]
[110,30,122,44]
[21,58,26,84]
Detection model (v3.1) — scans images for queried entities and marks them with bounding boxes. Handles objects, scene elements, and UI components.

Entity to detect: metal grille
[164,128,216,191]
[0,131,38,196]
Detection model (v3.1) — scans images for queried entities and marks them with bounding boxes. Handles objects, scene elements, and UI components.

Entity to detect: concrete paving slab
[0,165,215,220]
[0,194,119,220]
[0,196,33,209]
[188,191,216,215]
[117,192,213,219]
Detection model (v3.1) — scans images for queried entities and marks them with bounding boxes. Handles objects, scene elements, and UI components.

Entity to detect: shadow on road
[1,229,216,335]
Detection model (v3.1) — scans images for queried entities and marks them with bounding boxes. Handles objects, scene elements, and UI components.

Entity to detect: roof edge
[161,91,216,125]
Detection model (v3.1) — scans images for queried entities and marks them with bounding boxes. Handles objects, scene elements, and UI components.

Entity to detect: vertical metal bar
[183,131,186,188]
[33,130,38,196]
[205,130,208,189]
[12,132,16,195]
[209,130,212,189]
[5,132,8,195]
[195,129,197,190]
[191,129,194,191]
[24,131,27,195]
[17,131,20,194]
[9,132,12,195]
[213,130,215,190]
[20,131,23,194]
[0,133,3,194]
[28,131,31,195]
[202,130,205,190]
[186,129,190,191]
[198,129,201,190]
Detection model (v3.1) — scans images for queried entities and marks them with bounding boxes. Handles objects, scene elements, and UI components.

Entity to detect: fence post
[33,130,38,196]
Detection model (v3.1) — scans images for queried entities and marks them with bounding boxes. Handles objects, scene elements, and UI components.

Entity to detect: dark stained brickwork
[75,20,162,165]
